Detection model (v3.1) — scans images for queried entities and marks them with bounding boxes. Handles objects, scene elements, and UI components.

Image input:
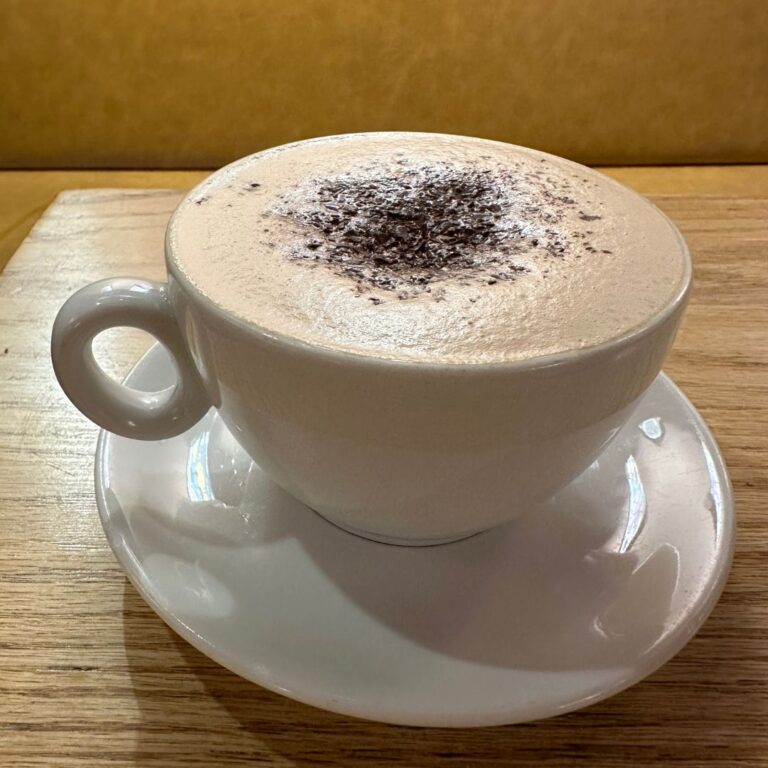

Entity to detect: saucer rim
[94,344,734,727]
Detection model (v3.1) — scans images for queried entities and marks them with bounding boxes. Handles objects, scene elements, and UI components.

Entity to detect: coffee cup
[52,133,691,545]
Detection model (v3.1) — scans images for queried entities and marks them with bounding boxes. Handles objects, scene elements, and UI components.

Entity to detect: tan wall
[1,0,767,168]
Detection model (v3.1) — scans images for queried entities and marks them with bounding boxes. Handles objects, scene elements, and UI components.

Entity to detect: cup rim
[164,132,692,374]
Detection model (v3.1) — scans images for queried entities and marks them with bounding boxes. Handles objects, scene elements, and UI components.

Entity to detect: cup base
[309,508,484,547]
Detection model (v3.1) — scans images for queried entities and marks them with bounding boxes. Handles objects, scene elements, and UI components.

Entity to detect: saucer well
[95,344,733,727]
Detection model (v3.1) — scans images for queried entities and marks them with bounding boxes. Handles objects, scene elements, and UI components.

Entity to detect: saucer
[95,344,733,727]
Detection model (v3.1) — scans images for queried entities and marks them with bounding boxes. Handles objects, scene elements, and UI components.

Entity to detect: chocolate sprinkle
[276,162,606,297]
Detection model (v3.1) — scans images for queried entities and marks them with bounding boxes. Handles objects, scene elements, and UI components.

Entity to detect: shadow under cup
[171,267,690,546]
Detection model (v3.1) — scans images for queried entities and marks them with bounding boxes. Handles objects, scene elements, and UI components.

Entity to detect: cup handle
[51,277,210,440]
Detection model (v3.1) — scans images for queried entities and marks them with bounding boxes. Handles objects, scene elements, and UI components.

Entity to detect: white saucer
[96,344,733,727]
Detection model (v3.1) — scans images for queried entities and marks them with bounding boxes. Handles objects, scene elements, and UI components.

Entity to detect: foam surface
[169,134,688,363]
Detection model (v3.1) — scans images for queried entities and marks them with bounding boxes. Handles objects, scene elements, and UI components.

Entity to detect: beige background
[1,0,767,168]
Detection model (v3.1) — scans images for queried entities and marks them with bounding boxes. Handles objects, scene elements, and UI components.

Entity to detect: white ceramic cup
[51,146,691,546]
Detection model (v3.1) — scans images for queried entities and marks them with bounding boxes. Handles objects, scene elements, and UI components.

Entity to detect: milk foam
[168,133,689,364]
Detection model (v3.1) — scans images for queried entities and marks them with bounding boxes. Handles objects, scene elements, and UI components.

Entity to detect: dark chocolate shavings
[276,163,607,298]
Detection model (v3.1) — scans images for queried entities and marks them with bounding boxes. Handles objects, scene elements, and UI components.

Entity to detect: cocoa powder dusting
[274,162,605,298]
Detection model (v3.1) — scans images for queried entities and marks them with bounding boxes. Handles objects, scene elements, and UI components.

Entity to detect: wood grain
[0,189,766,767]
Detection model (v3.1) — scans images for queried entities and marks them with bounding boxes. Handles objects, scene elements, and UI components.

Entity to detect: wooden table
[0,189,766,766]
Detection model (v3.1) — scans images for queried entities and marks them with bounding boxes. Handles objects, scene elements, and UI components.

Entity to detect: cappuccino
[169,133,688,364]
